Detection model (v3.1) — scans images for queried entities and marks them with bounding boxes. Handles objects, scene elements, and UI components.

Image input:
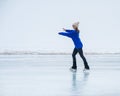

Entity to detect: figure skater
[58,22,90,72]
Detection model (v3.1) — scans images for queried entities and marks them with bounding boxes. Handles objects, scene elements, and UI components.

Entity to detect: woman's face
[72,25,77,29]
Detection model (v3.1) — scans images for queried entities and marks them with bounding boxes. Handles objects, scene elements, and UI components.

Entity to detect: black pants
[72,48,90,69]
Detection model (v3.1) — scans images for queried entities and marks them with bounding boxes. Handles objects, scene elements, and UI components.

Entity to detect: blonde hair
[73,22,80,32]
[73,22,79,28]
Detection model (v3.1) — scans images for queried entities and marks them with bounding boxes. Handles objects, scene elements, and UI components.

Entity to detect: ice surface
[0,54,120,96]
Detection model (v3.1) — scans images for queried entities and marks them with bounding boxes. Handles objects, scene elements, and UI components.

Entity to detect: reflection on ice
[71,72,90,96]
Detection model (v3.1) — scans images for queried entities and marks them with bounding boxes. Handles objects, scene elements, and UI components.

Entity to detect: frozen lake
[0,54,120,96]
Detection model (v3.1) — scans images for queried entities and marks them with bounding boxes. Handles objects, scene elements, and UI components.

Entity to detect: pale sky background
[0,0,120,53]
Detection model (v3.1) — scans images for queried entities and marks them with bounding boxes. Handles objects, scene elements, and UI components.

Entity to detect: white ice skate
[83,68,90,73]
[70,68,77,72]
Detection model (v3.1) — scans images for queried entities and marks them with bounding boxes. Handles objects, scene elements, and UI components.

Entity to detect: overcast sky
[0,0,120,53]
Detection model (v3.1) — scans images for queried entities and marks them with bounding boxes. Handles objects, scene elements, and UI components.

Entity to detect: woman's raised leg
[78,48,90,69]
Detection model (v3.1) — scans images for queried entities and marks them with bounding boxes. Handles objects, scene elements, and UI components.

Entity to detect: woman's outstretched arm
[58,28,74,37]
[63,28,74,33]
[58,32,71,37]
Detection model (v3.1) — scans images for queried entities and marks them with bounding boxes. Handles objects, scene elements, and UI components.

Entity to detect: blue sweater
[58,29,83,49]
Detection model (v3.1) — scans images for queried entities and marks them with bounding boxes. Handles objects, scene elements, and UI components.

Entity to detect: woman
[58,22,90,72]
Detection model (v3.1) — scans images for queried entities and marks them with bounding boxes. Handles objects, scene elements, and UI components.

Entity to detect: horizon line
[0,51,120,55]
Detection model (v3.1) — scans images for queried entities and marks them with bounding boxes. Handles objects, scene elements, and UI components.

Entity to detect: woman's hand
[63,28,66,31]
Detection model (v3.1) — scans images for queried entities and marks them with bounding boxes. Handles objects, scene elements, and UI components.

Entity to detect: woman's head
[72,22,80,31]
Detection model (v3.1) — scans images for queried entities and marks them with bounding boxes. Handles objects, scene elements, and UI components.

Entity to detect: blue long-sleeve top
[58,29,83,49]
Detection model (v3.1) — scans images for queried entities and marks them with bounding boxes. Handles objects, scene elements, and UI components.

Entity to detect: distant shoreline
[0,51,120,55]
